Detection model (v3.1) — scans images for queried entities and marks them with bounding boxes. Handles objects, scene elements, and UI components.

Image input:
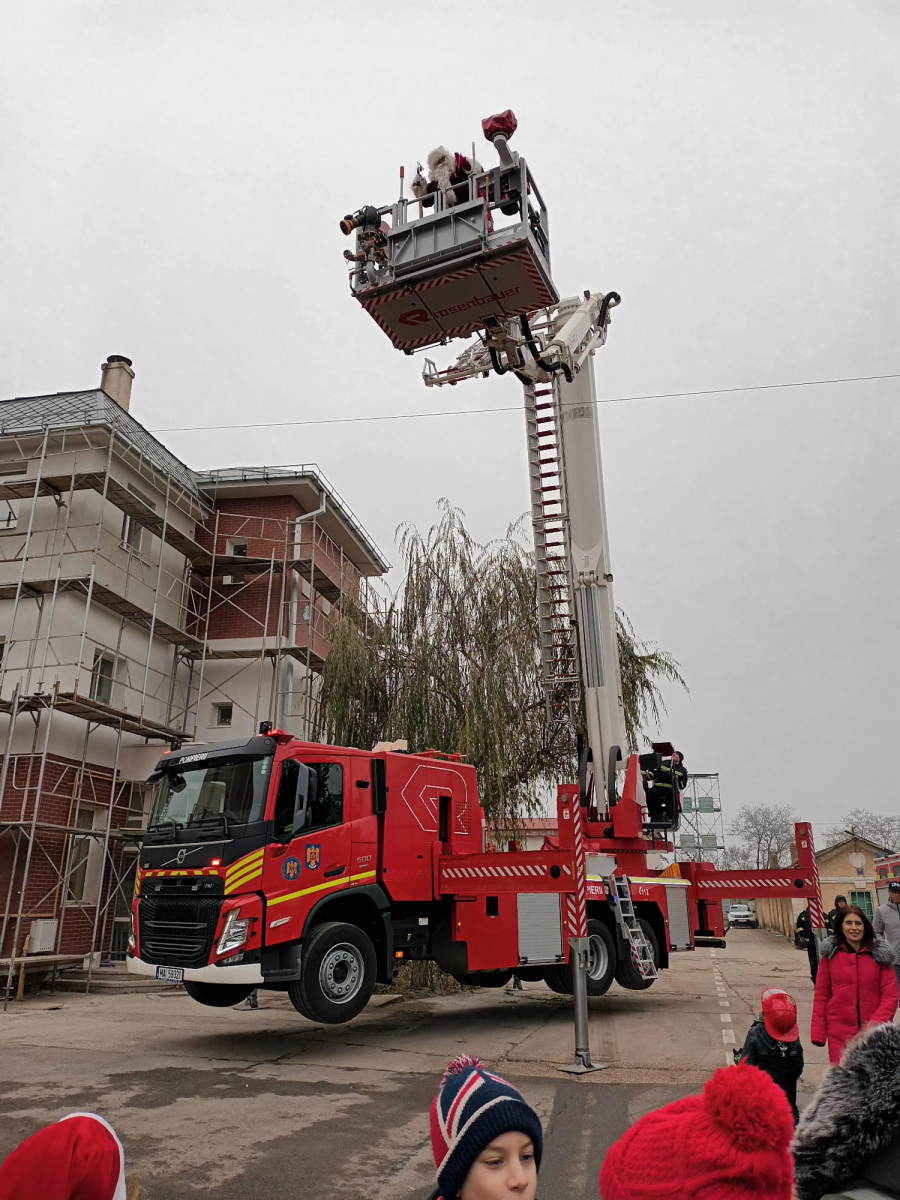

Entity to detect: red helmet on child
[761,988,800,1042]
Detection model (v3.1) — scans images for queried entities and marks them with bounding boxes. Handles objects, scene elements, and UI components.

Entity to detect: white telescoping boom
[341,109,627,803]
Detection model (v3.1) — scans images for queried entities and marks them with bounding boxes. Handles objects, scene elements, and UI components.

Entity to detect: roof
[0,393,389,574]
[0,390,199,498]
[817,834,896,859]
[193,464,389,575]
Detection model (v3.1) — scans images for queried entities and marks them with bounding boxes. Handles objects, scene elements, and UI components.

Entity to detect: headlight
[217,909,250,957]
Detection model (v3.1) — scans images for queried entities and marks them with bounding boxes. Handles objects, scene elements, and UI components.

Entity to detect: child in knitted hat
[0,1112,137,1199]
[598,1062,795,1200]
[429,1054,543,1200]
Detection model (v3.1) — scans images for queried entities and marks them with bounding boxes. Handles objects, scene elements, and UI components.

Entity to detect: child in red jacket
[811,905,898,1064]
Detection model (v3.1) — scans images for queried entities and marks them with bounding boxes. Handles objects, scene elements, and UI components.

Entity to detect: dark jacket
[650,760,687,794]
[811,936,898,1063]
[793,1022,900,1200]
[796,907,813,947]
[739,1020,804,1084]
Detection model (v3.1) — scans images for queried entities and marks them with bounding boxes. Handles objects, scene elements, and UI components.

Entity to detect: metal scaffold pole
[3,691,57,1011]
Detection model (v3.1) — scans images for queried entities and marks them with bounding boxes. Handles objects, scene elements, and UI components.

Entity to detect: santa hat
[0,1112,126,1200]
[430,1055,543,1200]
[599,1064,794,1200]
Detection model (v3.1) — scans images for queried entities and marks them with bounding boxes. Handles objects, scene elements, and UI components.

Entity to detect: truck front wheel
[183,981,255,1007]
[288,921,376,1024]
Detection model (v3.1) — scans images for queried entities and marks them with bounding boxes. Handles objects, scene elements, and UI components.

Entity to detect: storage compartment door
[517,893,563,964]
[665,885,692,950]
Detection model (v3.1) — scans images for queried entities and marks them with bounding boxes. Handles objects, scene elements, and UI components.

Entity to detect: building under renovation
[0,357,387,988]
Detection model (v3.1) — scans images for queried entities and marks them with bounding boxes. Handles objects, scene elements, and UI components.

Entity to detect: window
[90,652,114,704]
[214,703,233,727]
[121,514,143,555]
[67,808,103,905]
[0,500,17,532]
[123,784,152,829]
[273,759,300,840]
[224,541,248,585]
[850,890,874,920]
[306,762,343,831]
[273,760,343,840]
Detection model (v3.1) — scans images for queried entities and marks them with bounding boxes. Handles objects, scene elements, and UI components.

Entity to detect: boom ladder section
[524,380,579,721]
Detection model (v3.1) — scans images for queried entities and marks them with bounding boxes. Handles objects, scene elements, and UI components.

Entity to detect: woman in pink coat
[811,904,898,1064]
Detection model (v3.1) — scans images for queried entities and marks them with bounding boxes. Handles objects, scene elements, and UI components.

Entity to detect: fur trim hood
[819,934,896,964]
[792,1022,900,1200]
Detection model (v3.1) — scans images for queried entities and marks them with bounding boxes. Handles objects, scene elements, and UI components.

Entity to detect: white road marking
[720,1014,731,1023]
[722,1029,736,1044]
[719,1000,729,1007]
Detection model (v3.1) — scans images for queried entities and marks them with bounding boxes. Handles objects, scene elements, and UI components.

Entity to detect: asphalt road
[0,928,825,1198]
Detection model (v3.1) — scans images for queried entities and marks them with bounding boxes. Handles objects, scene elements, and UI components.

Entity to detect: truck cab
[128,731,483,1022]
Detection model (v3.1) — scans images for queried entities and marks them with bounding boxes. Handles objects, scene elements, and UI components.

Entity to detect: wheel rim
[587,932,609,981]
[319,942,364,1004]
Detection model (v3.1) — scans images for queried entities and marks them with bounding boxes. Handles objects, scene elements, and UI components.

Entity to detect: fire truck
[127,112,825,1023]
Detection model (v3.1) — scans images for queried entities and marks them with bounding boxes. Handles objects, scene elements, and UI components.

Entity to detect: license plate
[155,966,184,983]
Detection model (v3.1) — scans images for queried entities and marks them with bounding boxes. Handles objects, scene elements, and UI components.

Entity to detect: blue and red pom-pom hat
[430,1055,543,1200]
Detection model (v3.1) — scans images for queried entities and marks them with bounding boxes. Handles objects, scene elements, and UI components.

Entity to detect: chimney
[100,355,134,411]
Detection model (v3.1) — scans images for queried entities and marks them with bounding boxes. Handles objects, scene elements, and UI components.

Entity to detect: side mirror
[290,764,315,838]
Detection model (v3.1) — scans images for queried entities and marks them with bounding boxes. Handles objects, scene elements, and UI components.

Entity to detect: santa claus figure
[412,146,482,209]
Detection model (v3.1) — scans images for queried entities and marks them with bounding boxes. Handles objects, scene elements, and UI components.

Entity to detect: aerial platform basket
[344,154,558,353]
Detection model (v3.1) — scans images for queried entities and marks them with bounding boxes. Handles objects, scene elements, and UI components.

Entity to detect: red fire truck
[127,111,825,1021]
[126,730,823,1023]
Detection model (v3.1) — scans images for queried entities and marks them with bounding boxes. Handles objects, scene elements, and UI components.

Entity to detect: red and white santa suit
[0,1112,127,1199]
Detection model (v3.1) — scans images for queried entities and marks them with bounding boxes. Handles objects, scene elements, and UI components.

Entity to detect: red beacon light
[269,729,293,745]
[482,109,518,169]
[210,858,221,867]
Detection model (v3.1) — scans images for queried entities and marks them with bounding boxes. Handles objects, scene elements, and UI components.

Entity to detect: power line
[151,372,900,435]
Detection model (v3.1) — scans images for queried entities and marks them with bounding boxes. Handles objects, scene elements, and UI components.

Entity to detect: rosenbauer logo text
[397,286,520,326]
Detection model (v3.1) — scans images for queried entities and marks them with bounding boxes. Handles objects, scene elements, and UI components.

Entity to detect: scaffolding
[0,393,382,1006]
[674,773,725,868]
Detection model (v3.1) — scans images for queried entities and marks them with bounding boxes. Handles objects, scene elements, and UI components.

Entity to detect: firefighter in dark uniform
[645,751,688,826]
[825,895,848,936]
[795,903,819,983]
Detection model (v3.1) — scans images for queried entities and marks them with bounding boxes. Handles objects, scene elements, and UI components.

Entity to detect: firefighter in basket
[643,750,687,828]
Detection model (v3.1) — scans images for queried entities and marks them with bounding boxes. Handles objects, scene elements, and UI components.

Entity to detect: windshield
[148,755,274,832]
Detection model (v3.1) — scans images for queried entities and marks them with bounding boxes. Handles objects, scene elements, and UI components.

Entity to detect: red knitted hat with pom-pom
[599,1064,794,1200]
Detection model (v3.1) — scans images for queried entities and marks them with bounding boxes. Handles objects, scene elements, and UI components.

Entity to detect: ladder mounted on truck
[608,875,658,981]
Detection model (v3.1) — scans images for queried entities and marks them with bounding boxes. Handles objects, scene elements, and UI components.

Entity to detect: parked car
[727,903,758,929]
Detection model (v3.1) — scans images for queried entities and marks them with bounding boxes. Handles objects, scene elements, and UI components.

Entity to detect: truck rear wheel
[287,921,376,1024]
[183,981,255,1007]
[542,920,616,997]
[614,919,659,991]
[451,970,512,988]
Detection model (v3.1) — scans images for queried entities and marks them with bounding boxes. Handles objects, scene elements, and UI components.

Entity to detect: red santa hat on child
[0,1112,126,1199]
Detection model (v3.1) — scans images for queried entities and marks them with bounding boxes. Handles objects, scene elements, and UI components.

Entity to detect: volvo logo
[176,849,187,865]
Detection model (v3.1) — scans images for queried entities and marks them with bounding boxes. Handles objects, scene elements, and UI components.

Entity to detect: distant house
[757,834,893,938]
[492,817,558,851]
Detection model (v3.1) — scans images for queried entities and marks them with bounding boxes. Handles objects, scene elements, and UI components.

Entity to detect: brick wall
[0,752,134,959]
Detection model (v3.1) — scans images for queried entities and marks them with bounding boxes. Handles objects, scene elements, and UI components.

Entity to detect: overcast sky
[2,1,897,839]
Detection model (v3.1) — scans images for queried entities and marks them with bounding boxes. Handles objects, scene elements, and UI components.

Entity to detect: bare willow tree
[316,500,687,829]
[727,804,799,869]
